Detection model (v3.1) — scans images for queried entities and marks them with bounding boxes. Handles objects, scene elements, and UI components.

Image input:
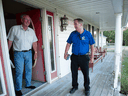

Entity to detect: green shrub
[121,50,128,95]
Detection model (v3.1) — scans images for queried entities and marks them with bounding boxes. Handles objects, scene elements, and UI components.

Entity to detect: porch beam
[114,13,122,89]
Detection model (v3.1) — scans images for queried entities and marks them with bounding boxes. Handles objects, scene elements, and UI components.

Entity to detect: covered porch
[24,52,122,96]
[0,0,128,96]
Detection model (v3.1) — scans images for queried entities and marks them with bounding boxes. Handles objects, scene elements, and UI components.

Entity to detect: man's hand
[64,43,71,60]
[90,45,94,63]
[8,40,13,51]
[34,52,37,60]
[32,42,37,60]
[90,57,94,63]
[64,53,68,60]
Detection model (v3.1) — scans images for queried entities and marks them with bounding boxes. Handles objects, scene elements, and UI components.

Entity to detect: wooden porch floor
[27,52,116,96]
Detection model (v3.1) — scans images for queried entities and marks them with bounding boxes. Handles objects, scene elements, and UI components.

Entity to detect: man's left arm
[90,44,94,63]
[32,42,37,60]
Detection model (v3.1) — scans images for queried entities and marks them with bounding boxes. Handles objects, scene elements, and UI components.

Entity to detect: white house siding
[58,14,75,77]
[99,36,107,47]
[95,35,107,47]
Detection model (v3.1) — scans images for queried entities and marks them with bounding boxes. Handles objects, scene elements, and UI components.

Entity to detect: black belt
[15,49,31,52]
[72,53,89,56]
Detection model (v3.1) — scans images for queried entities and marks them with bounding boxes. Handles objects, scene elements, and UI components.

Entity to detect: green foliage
[123,29,128,46]
[103,30,115,43]
[103,29,128,45]
[121,50,128,95]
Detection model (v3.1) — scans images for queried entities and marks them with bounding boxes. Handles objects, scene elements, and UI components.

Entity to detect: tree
[103,30,115,43]
[123,29,128,46]
[103,29,128,46]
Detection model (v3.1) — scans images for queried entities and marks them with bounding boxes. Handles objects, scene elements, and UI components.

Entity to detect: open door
[46,11,57,79]
[0,25,7,96]
[16,9,46,82]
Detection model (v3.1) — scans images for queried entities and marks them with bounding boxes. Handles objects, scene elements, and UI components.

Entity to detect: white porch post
[86,24,89,31]
[54,11,61,78]
[96,29,100,47]
[118,28,124,91]
[88,24,91,32]
[120,28,123,58]
[90,25,92,34]
[101,31,103,51]
[114,13,122,89]
[41,8,52,83]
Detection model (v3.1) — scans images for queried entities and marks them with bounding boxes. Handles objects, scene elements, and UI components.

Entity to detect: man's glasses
[79,35,82,40]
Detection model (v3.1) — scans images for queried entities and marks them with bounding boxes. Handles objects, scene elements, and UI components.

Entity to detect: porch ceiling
[18,0,128,31]
[49,0,115,29]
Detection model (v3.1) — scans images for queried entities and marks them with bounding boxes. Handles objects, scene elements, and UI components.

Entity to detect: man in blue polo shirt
[64,18,95,96]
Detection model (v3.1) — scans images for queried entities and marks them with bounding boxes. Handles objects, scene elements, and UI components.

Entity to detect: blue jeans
[14,50,32,91]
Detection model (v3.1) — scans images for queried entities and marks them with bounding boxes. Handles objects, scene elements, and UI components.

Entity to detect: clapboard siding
[58,15,75,77]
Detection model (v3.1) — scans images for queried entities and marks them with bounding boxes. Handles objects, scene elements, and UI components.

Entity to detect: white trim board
[0,0,15,95]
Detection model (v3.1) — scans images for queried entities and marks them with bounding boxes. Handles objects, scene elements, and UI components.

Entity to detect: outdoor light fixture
[60,15,68,31]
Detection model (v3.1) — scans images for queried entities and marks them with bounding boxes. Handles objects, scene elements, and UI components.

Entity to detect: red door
[16,9,46,82]
[46,11,57,79]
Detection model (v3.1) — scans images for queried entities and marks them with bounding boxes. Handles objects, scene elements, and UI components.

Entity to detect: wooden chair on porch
[89,47,101,60]
[98,47,107,58]
[78,47,107,72]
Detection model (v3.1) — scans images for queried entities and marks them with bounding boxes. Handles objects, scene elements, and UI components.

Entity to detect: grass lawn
[120,49,128,95]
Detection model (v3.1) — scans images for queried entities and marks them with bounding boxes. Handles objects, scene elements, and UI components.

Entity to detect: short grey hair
[20,14,28,19]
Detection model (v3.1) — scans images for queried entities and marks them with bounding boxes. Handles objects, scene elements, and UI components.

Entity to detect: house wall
[95,36,107,47]
[99,36,107,47]
[57,14,75,77]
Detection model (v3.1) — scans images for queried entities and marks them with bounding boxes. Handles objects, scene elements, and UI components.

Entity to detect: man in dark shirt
[64,18,95,96]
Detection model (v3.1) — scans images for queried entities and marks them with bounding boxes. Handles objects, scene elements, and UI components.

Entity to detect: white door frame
[41,9,52,83]
[0,0,15,95]
[0,58,6,96]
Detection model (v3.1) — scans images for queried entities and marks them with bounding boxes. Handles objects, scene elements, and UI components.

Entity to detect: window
[47,16,56,72]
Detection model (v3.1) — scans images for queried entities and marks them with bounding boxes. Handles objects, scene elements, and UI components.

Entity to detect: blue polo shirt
[67,29,95,55]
